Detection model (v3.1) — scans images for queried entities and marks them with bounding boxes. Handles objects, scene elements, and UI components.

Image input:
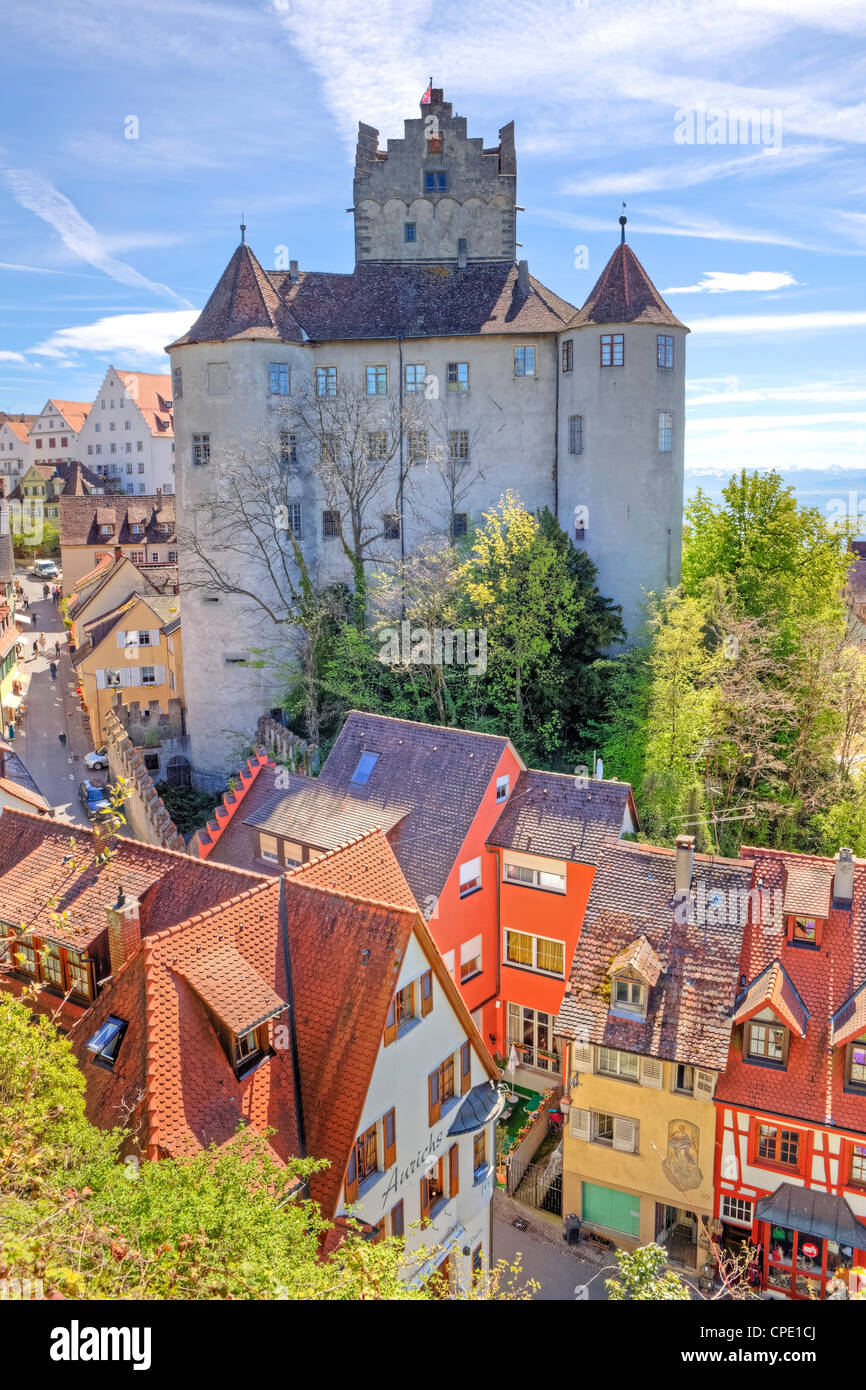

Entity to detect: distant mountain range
[684,466,866,538]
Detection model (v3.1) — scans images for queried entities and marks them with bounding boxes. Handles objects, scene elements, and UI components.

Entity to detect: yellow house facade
[555,837,754,1270]
[73,592,183,746]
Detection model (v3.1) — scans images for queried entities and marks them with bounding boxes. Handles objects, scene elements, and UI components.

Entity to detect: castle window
[405,363,426,392]
[172,367,183,400]
[269,363,290,396]
[137,441,143,452]
[451,511,468,540]
[125,419,131,429]
[409,429,428,462]
[279,429,297,469]
[514,346,536,377]
[424,171,447,192]
[447,361,469,392]
[600,334,624,367]
[95,423,101,433]
[315,366,337,397]
[322,509,340,539]
[87,445,93,456]
[383,514,401,541]
[568,415,583,454]
[449,429,469,461]
[365,365,388,395]
[95,444,102,455]
[366,430,387,459]
[561,340,573,372]
[658,412,673,452]
[657,335,674,369]
[126,442,132,454]
[192,434,210,466]
[404,222,416,243]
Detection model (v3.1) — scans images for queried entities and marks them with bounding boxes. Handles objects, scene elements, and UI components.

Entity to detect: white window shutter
[612,1117,637,1153]
[116,629,126,647]
[571,1042,594,1073]
[695,1068,716,1100]
[443,949,455,978]
[155,665,166,685]
[150,629,160,646]
[569,1107,591,1140]
[122,667,135,687]
[96,669,106,690]
[640,1057,663,1089]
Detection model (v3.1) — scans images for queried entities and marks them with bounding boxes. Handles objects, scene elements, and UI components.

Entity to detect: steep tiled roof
[717,847,866,1130]
[4,419,33,443]
[556,840,754,1070]
[48,400,92,433]
[831,983,866,1048]
[179,943,286,1034]
[0,808,264,951]
[247,777,407,848]
[608,933,664,987]
[115,371,174,439]
[169,244,577,348]
[487,769,635,864]
[567,244,686,330]
[782,861,833,918]
[289,827,419,913]
[0,778,50,812]
[731,959,809,1037]
[317,711,520,912]
[60,494,175,547]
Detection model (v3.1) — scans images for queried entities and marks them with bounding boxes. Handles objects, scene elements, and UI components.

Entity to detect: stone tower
[557,227,688,641]
[352,87,517,264]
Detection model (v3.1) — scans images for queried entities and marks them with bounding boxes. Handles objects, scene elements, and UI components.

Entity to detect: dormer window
[612,977,647,1017]
[231,1025,268,1076]
[100,524,114,536]
[846,1035,866,1091]
[746,1019,789,1066]
[788,914,823,947]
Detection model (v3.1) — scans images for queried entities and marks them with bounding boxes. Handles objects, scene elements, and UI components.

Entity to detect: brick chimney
[114,545,123,561]
[675,835,695,897]
[517,259,530,296]
[289,259,299,282]
[833,847,855,906]
[107,886,141,973]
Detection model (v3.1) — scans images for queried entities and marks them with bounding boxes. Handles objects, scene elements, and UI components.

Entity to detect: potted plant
[495,1127,508,1186]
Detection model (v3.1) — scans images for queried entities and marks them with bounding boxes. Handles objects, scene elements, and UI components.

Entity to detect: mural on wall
[662,1118,703,1191]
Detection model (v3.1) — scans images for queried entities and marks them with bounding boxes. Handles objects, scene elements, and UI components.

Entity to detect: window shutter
[571,1042,594,1073]
[695,1068,716,1100]
[428,1068,441,1126]
[420,1175,430,1224]
[383,998,397,1047]
[345,1148,358,1204]
[612,1117,637,1153]
[96,669,106,690]
[150,629,160,647]
[443,949,455,978]
[155,665,166,685]
[383,1108,396,1168]
[640,1057,664,1089]
[421,970,433,1017]
[569,1107,591,1140]
[116,629,126,647]
[449,1143,459,1197]
[122,667,135,687]
[460,1040,471,1095]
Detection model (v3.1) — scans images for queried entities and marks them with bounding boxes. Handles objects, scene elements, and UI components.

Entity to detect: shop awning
[447,1080,506,1136]
[756,1183,866,1248]
[3,693,22,711]
[407,1224,466,1289]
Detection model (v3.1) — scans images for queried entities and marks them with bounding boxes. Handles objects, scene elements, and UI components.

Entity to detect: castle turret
[557,227,688,641]
[352,88,517,264]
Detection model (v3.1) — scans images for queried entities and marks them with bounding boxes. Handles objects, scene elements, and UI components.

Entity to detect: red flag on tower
[421,81,432,104]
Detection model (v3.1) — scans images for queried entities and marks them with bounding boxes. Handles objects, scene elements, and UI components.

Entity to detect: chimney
[114,545,123,561]
[106,886,141,973]
[155,487,163,512]
[517,259,530,296]
[289,259,299,282]
[675,835,695,897]
[833,847,855,906]
[457,238,467,271]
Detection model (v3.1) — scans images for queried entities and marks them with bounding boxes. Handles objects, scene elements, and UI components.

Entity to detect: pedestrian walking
[42,583,49,599]
[39,633,46,653]
[32,640,38,658]
[22,595,29,610]
[7,723,14,743]
[49,661,57,680]
[58,731,67,750]
[55,640,61,658]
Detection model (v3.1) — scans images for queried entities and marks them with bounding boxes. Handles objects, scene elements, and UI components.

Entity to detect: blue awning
[447,1080,506,1135]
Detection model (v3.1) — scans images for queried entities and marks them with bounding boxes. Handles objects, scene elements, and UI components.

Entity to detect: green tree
[606,1243,691,1301]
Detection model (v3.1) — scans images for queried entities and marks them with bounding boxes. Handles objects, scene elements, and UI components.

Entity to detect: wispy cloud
[0,351,26,363]
[567,146,827,198]
[664,270,799,294]
[29,310,200,364]
[5,170,193,307]
[689,309,866,334]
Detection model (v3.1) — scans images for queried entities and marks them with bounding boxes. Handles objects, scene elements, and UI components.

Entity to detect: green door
[582,1182,640,1236]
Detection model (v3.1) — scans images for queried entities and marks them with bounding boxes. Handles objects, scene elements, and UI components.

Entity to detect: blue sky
[2,0,866,503]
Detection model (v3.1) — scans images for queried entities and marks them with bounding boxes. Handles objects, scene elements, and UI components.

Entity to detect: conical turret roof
[168,241,304,348]
[567,243,687,331]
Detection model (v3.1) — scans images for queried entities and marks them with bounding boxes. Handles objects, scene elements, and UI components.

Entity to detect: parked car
[79,780,112,819]
[29,559,60,580]
[83,747,109,770]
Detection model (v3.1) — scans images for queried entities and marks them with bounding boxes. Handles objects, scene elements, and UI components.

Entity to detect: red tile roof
[782,861,833,918]
[731,959,809,1037]
[47,400,93,433]
[608,933,664,987]
[567,244,686,330]
[289,827,419,913]
[179,943,286,1034]
[115,371,173,439]
[716,847,866,1130]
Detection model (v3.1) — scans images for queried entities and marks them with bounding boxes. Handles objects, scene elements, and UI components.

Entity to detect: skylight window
[86,1016,127,1068]
[350,751,380,785]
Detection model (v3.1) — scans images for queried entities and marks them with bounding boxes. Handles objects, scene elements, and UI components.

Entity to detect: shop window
[720,1195,753,1227]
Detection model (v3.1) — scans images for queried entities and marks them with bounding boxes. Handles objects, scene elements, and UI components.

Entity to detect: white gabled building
[0,416,34,495]
[27,399,92,470]
[78,367,175,496]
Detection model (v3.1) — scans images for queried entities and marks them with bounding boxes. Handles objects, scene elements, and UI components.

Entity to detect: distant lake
[685,468,866,538]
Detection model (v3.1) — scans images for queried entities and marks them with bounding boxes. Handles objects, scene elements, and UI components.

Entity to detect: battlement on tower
[352,89,517,264]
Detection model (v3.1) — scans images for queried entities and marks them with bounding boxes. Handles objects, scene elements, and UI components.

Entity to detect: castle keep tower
[352,88,517,264]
